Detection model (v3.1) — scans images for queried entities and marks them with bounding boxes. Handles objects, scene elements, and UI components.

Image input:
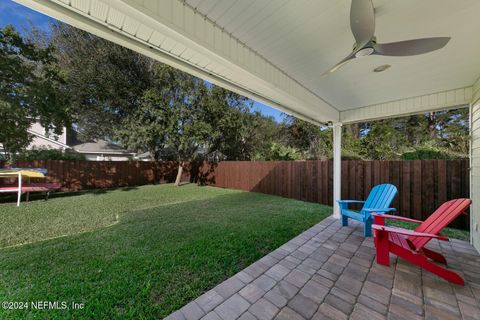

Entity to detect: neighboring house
[22,120,135,161]
[134,147,178,161]
[28,121,70,151]
[70,139,135,161]
[134,146,211,161]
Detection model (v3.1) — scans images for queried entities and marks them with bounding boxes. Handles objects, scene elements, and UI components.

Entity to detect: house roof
[72,139,135,155]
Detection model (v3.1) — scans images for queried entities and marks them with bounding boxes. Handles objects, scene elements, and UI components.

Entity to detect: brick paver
[165,217,480,320]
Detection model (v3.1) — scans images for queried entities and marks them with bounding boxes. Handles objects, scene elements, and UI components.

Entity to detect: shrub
[401,147,466,160]
[341,149,363,160]
[13,148,86,161]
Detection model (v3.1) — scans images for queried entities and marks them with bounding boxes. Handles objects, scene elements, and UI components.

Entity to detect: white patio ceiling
[16,0,480,124]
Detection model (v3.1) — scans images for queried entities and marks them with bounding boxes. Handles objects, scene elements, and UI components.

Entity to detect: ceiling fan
[322,0,450,75]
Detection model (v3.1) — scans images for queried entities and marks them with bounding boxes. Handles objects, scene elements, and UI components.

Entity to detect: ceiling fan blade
[321,53,356,75]
[350,0,375,48]
[374,37,450,56]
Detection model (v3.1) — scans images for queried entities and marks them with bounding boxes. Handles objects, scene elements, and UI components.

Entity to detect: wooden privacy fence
[198,160,470,229]
[0,160,184,190]
[0,159,470,229]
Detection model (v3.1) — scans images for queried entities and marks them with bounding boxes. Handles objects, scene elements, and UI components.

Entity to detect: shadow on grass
[176,181,192,187]
[0,185,144,204]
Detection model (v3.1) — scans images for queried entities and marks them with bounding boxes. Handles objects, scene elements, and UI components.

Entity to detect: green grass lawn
[0,184,331,319]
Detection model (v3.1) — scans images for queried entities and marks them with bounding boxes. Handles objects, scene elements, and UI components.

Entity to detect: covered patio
[166,217,480,320]
[14,0,480,319]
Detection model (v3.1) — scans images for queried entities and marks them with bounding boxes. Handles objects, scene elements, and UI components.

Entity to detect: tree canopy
[51,23,153,140]
[276,109,469,161]
[0,25,68,162]
[48,21,471,164]
[1,22,469,168]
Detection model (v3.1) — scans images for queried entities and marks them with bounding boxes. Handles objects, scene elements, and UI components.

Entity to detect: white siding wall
[29,121,67,145]
[28,136,66,150]
[28,121,68,150]
[470,78,480,251]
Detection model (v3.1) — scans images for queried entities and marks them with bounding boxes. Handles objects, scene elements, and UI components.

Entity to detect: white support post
[333,123,342,219]
[17,172,22,207]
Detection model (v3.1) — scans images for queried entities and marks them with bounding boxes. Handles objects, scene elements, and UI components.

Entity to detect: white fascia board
[16,0,339,125]
[340,86,472,124]
[74,150,136,155]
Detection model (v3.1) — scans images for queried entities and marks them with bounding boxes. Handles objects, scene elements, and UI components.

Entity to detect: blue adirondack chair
[338,184,397,236]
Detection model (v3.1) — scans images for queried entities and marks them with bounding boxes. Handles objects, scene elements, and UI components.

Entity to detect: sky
[0,0,286,122]
[0,0,55,33]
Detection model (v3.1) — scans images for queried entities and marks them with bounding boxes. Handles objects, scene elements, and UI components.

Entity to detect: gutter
[73,150,136,155]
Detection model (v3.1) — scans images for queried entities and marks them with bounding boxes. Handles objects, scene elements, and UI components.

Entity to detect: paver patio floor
[165,217,480,320]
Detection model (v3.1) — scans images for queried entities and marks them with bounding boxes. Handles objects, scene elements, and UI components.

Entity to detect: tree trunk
[351,123,360,140]
[174,162,184,186]
[428,112,437,138]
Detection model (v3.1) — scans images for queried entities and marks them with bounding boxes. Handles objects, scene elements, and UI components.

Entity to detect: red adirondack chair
[372,198,471,285]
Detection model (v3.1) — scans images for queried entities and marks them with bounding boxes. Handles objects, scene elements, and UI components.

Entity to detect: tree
[201,88,284,161]
[159,66,211,186]
[283,116,318,150]
[202,86,252,160]
[50,22,153,140]
[282,116,333,159]
[359,120,407,160]
[244,112,282,160]
[261,142,302,160]
[435,108,469,155]
[342,107,469,160]
[113,64,211,185]
[0,25,68,162]
[46,22,469,164]
[52,21,292,167]
[115,84,174,161]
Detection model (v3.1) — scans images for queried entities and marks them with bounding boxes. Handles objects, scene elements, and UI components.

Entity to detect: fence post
[333,123,342,219]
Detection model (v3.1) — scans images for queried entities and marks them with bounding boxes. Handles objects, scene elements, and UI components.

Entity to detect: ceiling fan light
[355,47,374,57]
[373,64,391,72]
